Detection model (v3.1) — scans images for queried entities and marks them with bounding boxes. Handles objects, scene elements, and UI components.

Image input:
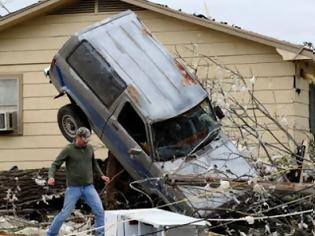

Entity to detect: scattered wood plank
[0,168,66,209]
[166,175,315,195]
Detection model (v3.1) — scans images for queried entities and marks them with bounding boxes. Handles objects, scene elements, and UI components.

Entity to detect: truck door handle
[128,147,142,155]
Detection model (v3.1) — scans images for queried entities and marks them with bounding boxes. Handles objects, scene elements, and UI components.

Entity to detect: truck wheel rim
[62,115,77,137]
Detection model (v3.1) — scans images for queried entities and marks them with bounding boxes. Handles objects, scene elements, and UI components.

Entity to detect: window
[0,79,17,107]
[0,75,22,134]
[118,103,149,154]
[67,41,126,107]
[152,99,219,161]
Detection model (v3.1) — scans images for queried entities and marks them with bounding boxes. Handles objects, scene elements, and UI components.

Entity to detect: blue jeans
[47,184,104,236]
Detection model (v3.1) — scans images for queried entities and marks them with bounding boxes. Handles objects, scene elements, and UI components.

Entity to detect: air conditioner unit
[0,111,17,132]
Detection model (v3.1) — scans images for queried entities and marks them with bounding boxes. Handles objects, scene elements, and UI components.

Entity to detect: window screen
[0,79,17,107]
[67,41,126,107]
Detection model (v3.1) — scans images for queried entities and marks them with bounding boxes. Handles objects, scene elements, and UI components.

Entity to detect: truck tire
[57,104,91,142]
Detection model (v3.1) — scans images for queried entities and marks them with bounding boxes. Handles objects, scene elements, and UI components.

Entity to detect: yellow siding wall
[0,10,302,170]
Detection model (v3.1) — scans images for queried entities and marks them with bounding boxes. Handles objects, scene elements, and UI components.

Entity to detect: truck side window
[118,103,149,154]
[67,41,126,107]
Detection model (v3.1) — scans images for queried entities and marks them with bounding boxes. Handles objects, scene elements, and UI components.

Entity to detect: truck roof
[73,11,208,122]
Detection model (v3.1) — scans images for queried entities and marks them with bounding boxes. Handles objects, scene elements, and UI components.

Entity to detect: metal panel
[105,208,208,226]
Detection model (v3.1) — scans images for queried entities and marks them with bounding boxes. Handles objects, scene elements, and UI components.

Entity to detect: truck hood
[155,132,257,216]
[157,132,256,179]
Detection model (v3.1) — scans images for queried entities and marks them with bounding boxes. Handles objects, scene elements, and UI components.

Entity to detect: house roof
[0,0,76,31]
[1,0,314,61]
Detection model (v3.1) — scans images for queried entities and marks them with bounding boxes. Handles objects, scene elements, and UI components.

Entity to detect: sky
[0,0,314,45]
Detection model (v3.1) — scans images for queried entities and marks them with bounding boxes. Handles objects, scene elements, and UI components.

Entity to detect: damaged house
[0,1,315,235]
[0,0,314,171]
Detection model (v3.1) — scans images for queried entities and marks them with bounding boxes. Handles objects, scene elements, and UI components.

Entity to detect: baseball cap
[75,127,91,139]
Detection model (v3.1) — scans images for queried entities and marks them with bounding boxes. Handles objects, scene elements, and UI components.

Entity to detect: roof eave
[0,0,77,32]
[121,0,315,61]
[0,0,314,61]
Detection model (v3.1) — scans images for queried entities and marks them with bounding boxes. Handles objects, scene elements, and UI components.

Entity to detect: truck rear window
[67,41,126,107]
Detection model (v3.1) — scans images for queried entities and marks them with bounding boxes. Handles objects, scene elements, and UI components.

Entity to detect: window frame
[116,101,153,155]
[0,74,23,135]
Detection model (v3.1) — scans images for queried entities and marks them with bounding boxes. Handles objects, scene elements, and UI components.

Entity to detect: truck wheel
[57,104,91,142]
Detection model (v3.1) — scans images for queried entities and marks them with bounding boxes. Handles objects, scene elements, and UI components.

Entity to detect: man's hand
[48,178,55,186]
[101,176,110,185]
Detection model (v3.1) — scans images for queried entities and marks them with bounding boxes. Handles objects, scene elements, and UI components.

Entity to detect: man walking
[47,127,110,236]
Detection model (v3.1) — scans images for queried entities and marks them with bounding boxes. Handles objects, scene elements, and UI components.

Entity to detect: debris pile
[0,168,66,218]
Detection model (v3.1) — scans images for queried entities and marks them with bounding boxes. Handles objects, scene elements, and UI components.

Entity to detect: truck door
[103,102,157,181]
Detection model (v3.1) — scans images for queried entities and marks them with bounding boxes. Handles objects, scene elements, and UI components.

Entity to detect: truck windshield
[152,99,219,161]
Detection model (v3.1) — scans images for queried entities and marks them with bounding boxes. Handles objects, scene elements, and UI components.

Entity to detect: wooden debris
[166,175,315,195]
[0,168,66,210]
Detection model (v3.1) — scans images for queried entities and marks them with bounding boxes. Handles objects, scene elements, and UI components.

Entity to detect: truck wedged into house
[45,10,256,217]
